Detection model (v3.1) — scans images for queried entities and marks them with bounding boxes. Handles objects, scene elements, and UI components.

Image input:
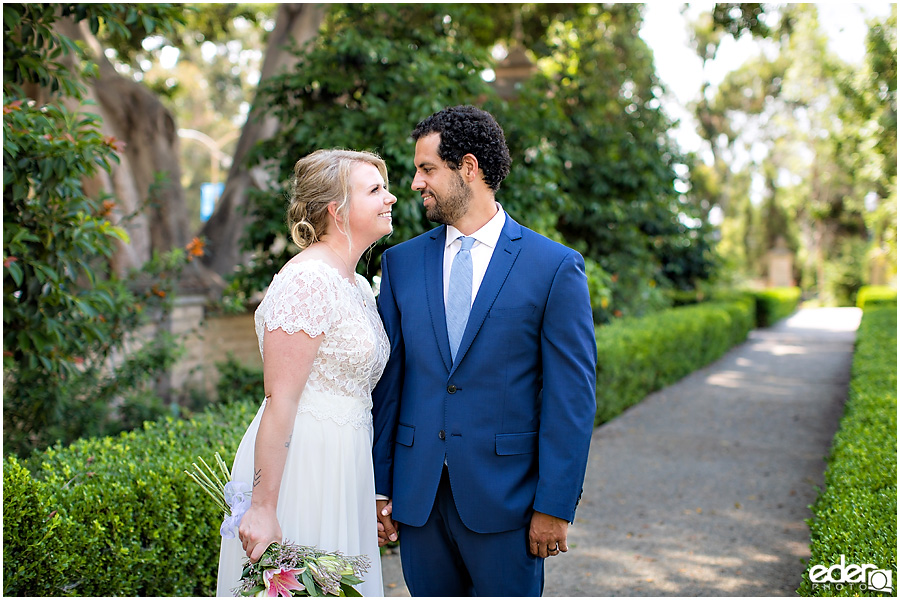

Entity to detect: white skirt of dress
[216,396,384,597]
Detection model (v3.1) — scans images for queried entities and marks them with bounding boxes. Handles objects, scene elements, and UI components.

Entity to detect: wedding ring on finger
[549,544,559,552]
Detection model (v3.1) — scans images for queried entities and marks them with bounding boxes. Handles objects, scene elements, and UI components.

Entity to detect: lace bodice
[254,259,389,427]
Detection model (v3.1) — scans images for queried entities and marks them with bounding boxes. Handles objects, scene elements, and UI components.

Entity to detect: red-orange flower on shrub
[99,200,116,218]
[186,237,205,260]
[104,136,126,152]
[3,100,23,114]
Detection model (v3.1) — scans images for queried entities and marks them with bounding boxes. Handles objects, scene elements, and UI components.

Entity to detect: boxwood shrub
[3,400,257,596]
[664,287,802,328]
[855,285,897,309]
[0,287,809,593]
[797,304,897,596]
[753,286,801,327]
[594,297,755,424]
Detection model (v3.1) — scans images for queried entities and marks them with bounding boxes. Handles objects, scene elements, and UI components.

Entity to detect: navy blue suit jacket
[372,213,597,534]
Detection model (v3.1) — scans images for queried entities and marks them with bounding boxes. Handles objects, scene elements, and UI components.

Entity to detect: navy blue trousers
[399,467,544,596]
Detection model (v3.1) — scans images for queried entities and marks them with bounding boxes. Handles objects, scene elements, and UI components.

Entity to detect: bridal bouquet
[186,453,369,597]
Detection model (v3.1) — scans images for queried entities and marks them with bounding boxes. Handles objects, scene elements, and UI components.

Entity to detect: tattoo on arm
[285,433,292,449]
[253,468,262,488]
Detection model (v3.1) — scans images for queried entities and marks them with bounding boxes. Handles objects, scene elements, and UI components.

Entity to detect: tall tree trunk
[200,3,327,278]
[54,16,223,294]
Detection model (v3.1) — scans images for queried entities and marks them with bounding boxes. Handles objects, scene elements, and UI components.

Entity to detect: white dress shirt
[443,204,506,308]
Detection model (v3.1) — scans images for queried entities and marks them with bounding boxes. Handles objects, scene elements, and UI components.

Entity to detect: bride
[216,149,396,597]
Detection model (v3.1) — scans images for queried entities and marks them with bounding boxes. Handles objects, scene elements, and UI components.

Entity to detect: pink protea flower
[262,566,306,597]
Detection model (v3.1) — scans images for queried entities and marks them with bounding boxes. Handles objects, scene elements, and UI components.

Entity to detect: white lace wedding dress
[216,259,388,597]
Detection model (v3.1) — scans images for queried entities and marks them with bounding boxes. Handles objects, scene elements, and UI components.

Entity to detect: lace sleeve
[261,261,340,338]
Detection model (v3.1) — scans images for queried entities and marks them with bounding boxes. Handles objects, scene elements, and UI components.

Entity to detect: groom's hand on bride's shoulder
[376,498,398,547]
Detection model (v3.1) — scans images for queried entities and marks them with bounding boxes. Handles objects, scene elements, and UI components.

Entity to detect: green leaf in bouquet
[240,583,266,597]
[339,582,362,597]
[301,569,320,596]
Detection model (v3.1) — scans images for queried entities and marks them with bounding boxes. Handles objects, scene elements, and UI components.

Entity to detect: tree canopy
[3,4,197,455]
[226,3,711,322]
[685,3,896,299]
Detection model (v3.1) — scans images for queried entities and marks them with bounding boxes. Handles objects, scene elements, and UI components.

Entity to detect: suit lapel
[451,215,523,373]
[425,226,453,372]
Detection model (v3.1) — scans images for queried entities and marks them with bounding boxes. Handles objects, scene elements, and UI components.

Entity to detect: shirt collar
[445,203,506,249]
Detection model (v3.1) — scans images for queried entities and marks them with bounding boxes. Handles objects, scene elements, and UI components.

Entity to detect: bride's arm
[238,327,323,562]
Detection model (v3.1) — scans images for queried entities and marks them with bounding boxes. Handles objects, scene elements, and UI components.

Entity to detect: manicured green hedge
[664,287,802,328]
[594,297,755,424]
[3,401,257,596]
[0,287,802,594]
[855,285,897,309]
[798,304,897,596]
[753,286,801,327]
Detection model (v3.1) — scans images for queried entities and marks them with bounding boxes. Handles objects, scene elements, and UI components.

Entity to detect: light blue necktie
[447,236,475,362]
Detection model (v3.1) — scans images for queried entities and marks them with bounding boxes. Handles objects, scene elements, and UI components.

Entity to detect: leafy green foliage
[505,5,715,312]
[522,5,714,315]
[855,285,898,309]
[822,238,869,307]
[798,304,897,596]
[229,3,496,297]
[3,4,191,455]
[228,4,715,322]
[691,5,897,300]
[3,401,255,596]
[3,4,88,98]
[215,355,264,405]
[593,296,755,424]
[2,458,73,595]
[711,3,771,39]
[752,286,801,327]
[3,4,186,98]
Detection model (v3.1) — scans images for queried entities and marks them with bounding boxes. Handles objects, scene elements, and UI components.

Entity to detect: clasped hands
[376,498,398,546]
[377,499,568,558]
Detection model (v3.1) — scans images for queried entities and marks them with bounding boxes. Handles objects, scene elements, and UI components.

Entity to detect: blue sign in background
[200,182,225,222]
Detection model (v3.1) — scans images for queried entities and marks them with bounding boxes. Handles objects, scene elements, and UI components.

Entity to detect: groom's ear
[460,153,479,183]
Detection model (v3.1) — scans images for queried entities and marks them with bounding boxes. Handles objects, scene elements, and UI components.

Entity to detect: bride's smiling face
[346,162,397,245]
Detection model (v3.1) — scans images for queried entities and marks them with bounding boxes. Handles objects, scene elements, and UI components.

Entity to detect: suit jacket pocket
[488,305,535,319]
[396,423,415,447]
[495,431,538,455]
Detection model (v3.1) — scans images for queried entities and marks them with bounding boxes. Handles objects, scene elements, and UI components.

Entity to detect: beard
[425,171,472,225]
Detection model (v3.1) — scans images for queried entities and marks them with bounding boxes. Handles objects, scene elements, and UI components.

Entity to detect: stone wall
[169,295,261,400]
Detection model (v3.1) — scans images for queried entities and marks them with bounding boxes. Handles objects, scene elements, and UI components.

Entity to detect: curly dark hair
[411,105,512,192]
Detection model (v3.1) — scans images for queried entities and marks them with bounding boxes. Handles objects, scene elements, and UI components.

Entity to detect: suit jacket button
[439,430,446,440]
[447,385,457,394]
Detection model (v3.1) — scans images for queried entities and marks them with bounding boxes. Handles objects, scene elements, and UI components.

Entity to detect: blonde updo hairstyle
[287,149,389,250]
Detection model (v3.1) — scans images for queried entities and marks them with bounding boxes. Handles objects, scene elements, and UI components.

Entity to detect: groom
[372,105,597,596]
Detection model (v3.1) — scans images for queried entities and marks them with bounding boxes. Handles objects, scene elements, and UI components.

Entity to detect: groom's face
[412,133,472,226]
